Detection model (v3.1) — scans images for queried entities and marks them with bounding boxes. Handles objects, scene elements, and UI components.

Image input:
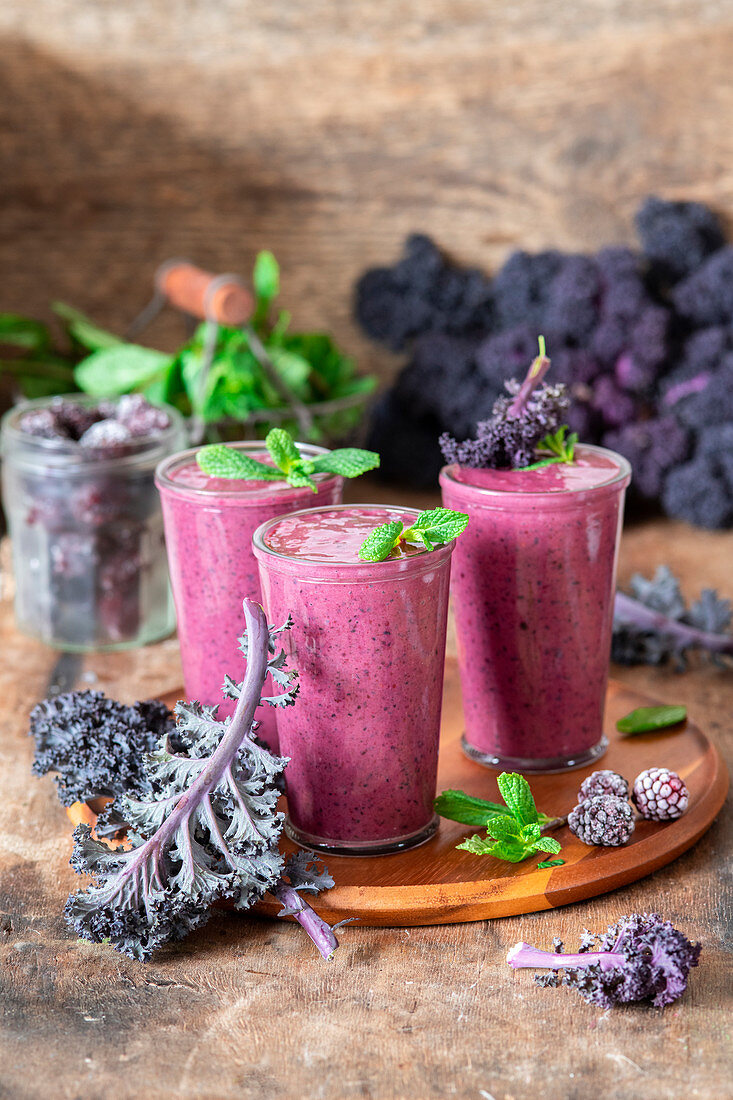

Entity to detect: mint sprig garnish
[521,425,578,471]
[616,704,687,735]
[357,508,469,562]
[196,428,379,491]
[438,773,562,865]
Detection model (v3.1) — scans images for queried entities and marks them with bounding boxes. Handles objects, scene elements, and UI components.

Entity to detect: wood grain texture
[2,2,733,392]
[0,516,731,1099]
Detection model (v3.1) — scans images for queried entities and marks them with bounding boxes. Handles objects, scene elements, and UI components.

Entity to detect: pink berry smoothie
[155,443,343,750]
[253,505,454,855]
[440,445,631,772]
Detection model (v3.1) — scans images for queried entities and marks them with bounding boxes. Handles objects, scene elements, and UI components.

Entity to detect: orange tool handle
[157,263,254,326]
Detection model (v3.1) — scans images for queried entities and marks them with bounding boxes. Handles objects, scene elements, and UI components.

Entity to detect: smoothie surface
[263,507,427,563]
[449,445,621,494]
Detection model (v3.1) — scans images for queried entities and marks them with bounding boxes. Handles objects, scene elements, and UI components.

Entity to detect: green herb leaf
[484,814,522,842]
[309,448,380,478]
[537,858,565,869]
[75,345,173,397]
[0,314,50,352]
[253,251,280,306]
[522,425,578,471]
[616,704,687,734]
[433,789,512,825]
[266,427,301,473]
[496,772,538,827]
[403,508,469,549]
[533,835,562,854]
[357,520,404,562]
[196,445,282,481]
[53,303,122,351]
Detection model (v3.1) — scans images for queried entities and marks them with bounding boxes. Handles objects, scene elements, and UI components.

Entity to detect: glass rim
[155,439,338,500]
[439,443,632,499]
[252,502,455,574]
[1,393,185,471]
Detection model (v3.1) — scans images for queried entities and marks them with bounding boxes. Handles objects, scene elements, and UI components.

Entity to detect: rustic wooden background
[2,1,733,384]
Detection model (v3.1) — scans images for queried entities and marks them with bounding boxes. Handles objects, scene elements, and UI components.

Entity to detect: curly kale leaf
[29,692,175,806]
[613,566,733,668]
[65,600,338,962]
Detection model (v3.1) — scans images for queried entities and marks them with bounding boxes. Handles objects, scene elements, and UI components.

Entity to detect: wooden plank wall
[1,2,733,383]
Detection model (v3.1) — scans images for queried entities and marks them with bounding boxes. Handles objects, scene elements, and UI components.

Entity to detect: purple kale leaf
[508,912,701,1008]
[64,600,340,962]
[613,566,733,668]
[29,692,175,806]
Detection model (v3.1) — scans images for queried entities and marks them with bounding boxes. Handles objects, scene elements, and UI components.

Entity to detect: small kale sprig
[437,773,562,864]
[439,337,571,470]
[358,507,469,562]
[613,565,733,668]
[196,427,379,492]
[64,600,341,962]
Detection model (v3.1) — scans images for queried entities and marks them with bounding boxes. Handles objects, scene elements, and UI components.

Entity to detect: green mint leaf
[616,704,687,734]
[484,814,522,842]
[402,508,469,548]
[434,790,513,826]
[522,426,578,471]
[537,858,565,869]
[282,461,318,491]
[0,313,50,352]
[75,345,173,397]
[455,833,495,856]
[519,822,542,842]
[266,427,301,473]
[496,772,539,827]
[253,250,280,305]
[485,839,536,863]
[196,445,282,481]
[309,448,380,479]
[358,520,404,562]
[533,836,562,855]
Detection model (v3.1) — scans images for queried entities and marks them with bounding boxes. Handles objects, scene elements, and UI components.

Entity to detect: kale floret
[635,196,725,283]
[29,692,176,805]
[602,417,690,499]
[671,245,733,326]
[64,600,342,962]
[508,913,701,1008]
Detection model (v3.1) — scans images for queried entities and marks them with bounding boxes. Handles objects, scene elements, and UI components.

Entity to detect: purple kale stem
[662,372,712,408]
[507,942,620,972]
[270,882,339,961]
[507,338,551,417]
[614,591,733,655]
[107,598,271,896]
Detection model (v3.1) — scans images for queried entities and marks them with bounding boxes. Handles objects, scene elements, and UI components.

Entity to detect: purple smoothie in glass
[440,444,631,772]
[155,443,343,750]
[253,505,454,855]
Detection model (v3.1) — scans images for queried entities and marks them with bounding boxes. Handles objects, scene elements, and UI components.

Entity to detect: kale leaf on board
[63,600,341,962]
[29,692,176,806]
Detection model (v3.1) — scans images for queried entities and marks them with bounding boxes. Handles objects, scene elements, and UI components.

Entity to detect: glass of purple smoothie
[253,504,455,855]
[440,444,631,773]
[155,443,343,750]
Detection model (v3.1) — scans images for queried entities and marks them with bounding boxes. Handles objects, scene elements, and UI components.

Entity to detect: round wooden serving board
[68,659,728,928]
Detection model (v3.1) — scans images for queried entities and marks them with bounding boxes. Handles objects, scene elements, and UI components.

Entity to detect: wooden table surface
[0,506,731,1100]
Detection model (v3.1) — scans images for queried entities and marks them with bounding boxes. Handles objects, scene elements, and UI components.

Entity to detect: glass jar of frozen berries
[1,394,186,650]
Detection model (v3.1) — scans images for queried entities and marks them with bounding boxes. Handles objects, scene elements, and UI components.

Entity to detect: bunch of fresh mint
[436,773,563,865]
[196,428,379,492]
[0,253,375,440]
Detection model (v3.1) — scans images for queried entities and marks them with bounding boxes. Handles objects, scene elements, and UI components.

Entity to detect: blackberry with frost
[632,768,689,821]
[577,769,629,802]
[568,794,635,847]
[507,912,701,1008]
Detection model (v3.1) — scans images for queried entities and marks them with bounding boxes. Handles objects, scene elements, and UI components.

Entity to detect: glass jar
[1,395,185,650]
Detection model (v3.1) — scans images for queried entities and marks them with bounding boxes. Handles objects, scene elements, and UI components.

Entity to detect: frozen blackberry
[79,419,133,450]
[19,407,63,439]
[568,794,635,847]
[632,768,688,821]
[115,394,171,436]
[578,769,629,802]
